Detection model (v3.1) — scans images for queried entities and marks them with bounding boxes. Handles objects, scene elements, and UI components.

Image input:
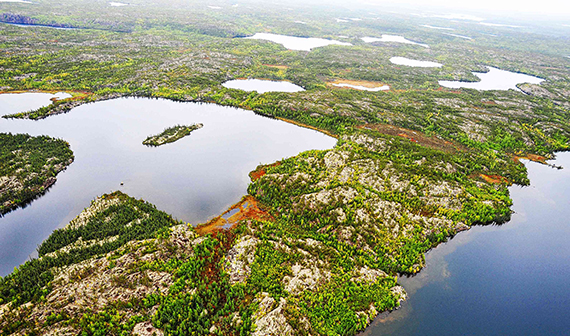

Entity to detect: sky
[359,0,570,18]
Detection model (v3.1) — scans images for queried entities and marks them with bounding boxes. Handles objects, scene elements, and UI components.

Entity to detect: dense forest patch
[0,133,74,215]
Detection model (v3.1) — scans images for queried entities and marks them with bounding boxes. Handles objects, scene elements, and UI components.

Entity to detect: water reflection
[366,154,570,336]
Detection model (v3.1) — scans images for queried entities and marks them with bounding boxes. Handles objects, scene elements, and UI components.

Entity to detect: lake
[390,57,442,68]
[439,66,544,91]
[0,96,336,276]
[362,35,429,48]
[1,22,76,30]
[420,25,454,31]
[364,153,570,335]
[0,92,71,114]
[443,32,473,40]
[244,33,352,51]
[222,79,305,93]
[332,83,389,91]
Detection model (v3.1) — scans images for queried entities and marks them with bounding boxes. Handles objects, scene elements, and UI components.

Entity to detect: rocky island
[142,124,204,147]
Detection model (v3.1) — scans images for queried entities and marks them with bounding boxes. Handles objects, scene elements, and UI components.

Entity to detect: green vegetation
[0,133,73,215]
[249,129,515,275]
[0,191,404,335]
[0,192,181,306]
[1,0,570,335]
[143,123,204,146]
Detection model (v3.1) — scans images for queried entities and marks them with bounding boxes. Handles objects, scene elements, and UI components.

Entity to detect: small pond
[390,57,442,68]
[222,79,305,93]
[0,96,336,276]
[332,83,389,91]
[244,33,352,51]
[439,66,544,91]
[362,35,429,48]
[443,32,473,40]
[420,24,454,31]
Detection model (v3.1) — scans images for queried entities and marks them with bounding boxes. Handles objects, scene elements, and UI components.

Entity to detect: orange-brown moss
[249,162,281,181]
[195,196,272,235]
[479,174,510,184]
[513,154,548,164]
[327,79,389,90]
[358,123,465,153]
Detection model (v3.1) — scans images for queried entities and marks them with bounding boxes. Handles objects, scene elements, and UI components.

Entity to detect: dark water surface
[0,96,336,276]
[365,153,570,335]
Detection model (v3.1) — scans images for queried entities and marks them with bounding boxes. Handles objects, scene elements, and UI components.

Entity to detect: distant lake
[0,0,32,3]
[244,33,352,51]
[222,79,305,93]
[332,83,389,91]
[362,35,429,48]
[390,57,442,68]
[443,32,473,40]
[365,153,570,335]
[439,66,544,91]
[0,96,336,276]
[0,22,76,30]
[420,24,454,31]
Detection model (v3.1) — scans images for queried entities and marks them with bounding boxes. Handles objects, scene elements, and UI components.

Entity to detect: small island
[142,123,203,147]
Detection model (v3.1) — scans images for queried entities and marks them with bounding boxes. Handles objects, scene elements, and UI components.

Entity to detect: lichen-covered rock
[252,293,294,336]
[283,262,331,295]
[133,321,164,336]
[225,235,259,284]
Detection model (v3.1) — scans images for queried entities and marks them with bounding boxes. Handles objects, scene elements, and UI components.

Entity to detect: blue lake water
[0,96,336,276]
[365,154,570,335]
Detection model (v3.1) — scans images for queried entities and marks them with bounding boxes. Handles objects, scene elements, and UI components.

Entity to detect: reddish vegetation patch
[397,132,418,143]
[195,196,272,235]
[435,87,462,94]
[249,162,281,181]
[327,79,389,90]
[514,154,548,164]
[481,100,497,105]
[358,123,465,153]
[479,174,509,184]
